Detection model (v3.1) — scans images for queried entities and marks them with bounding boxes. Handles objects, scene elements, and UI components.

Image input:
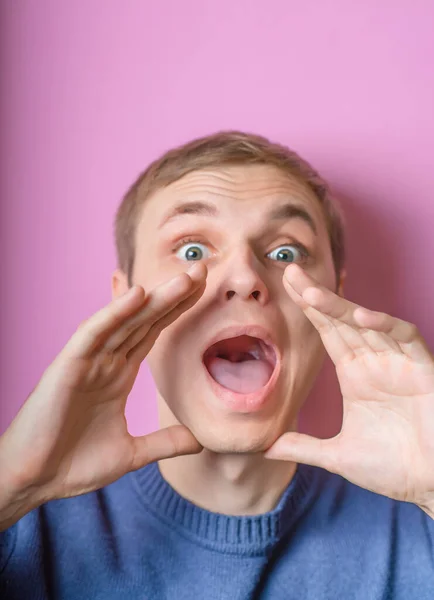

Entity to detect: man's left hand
[264,263,434,517]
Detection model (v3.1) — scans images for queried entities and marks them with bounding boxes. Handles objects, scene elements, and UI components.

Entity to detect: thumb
[264,431,339,473]
[130,425,203,471]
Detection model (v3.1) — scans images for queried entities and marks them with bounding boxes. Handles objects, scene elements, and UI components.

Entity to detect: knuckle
[408,322,418,336]
[77,319,88,331]
[166,426,181,455]
[123,320,139,338]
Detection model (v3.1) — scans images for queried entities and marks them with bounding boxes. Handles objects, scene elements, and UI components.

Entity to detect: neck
[158,449,297,516]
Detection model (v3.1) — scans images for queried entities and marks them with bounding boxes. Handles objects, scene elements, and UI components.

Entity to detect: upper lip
[201,324,281,363]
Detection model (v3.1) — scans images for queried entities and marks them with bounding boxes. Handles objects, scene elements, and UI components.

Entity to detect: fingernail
[125,285,140,297]
[284,264,296,281]
[186,263,205,281]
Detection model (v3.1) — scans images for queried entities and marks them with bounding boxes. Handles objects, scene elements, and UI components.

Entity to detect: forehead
[137,164,326,236]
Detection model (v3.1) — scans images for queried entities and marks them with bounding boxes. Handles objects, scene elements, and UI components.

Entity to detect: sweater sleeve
[0,524,17,573]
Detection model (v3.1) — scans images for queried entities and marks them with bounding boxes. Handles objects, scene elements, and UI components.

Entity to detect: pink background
[1,1,434,438]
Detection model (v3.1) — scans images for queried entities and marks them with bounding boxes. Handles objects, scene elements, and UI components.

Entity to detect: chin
[153,326,305,453]
[189,419,284,455]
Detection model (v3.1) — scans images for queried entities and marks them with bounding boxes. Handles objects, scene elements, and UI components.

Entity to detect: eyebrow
[158,201,218,229]
[158,200,318,236]
[267,202,318,236]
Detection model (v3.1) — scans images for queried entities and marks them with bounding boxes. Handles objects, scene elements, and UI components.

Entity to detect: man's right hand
[0,263,207,531]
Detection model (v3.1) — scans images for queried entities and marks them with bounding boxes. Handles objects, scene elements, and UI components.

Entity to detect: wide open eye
[267,244,308,264]
[176,241,211,261]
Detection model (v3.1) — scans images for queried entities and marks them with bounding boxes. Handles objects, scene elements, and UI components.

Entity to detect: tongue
[207,357,273,393]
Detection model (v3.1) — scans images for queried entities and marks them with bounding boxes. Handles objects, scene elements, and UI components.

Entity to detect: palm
[18,352,141,499]
[266,263,434,506]
[335,352,434,502]
[52,400,136,499]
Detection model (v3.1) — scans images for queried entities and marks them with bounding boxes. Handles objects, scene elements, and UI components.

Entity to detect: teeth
[223,351,257,362]
[204,335,276,367]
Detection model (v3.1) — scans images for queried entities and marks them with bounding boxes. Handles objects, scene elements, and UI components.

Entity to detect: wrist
[0,487,35,532]
[0,459,51,532]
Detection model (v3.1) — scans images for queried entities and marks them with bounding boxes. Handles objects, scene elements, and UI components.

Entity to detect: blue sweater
[1,461,433,599]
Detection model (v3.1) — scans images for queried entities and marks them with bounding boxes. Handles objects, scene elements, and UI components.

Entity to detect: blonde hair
[114,130,346,289]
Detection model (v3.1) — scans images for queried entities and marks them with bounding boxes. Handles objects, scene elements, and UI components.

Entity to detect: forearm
[0,485,41,532]
[0,436,47,532]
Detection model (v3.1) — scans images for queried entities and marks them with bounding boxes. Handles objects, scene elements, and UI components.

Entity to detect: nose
[217,247,269,305]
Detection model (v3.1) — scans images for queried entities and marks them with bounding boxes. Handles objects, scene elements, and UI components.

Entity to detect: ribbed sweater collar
[132,461,318,555]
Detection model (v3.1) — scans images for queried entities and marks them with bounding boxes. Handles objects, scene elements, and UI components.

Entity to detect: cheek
[146,329,201,421]
[146,316,196,384]
[278,291,324,359]
[132,247,181,290]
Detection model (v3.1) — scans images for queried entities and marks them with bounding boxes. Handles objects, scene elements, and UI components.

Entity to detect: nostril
[226,290,260,300]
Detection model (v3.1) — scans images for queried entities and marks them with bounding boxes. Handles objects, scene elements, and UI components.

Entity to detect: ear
[337,268,346,298]
[111,268,130,301]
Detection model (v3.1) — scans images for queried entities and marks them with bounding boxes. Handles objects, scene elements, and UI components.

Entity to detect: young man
[1,131,434,599]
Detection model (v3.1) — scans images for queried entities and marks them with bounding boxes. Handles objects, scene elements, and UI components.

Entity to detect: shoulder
[307,465,434,538]
[0,470,139,574]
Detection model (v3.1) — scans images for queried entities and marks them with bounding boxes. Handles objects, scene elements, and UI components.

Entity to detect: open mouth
[202,334,278,394]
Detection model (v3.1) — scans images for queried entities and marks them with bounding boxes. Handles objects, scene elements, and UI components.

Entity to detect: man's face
[117,164,344,453]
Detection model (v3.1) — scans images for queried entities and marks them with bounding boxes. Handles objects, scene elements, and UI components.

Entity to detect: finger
[107,262,206,354]
[301,300,402,363]
[354,309,432,363]
[264,431,339,473]
[129,425,203,471]
[64,285,146,359]
[285,264,432,363]
[284,277,357,365]
[285,275,396,365]
[359,327,402,354]
[126,281,206,363]
[284,265,409,360]
[284,264,361,325]
[65,263,206,359]
[318,319,400,360]
[283,267,367,362]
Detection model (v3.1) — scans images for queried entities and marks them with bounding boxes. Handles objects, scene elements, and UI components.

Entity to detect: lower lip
[202,359,281,414]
